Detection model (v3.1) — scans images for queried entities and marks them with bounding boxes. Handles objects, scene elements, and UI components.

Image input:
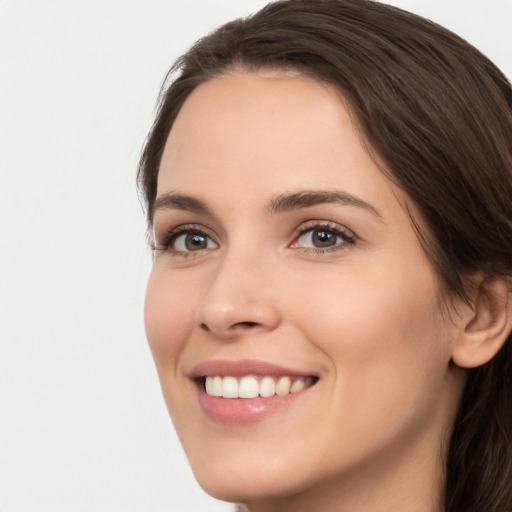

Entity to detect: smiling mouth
[201,375,318,399]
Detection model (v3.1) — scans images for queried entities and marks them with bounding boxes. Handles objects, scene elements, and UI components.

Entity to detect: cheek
[144,267,195,366]
[294,262,451,413]
[297,262,442,346]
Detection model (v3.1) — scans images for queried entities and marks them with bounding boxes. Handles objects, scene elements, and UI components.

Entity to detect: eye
[173,231,217,252]
[155,226,218,255]
[298,229,339,248]
[291,222,355,252]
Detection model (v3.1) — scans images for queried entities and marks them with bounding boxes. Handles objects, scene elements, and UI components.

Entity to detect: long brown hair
[138,1,512,510]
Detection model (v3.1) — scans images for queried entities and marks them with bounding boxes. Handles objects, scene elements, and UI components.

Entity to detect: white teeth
[204,375,314,398]
[290,378,306,393]
[205,376,215,396]
[259,376,276,397]
[222,376,239,398]
[212,376,223,396]
[238,376,259,398]
[275,376,292,396]
[205,376,223,396]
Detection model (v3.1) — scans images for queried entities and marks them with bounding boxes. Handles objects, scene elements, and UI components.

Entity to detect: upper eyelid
[293,219,356,238]
[153,215,222,237]
[155,223,216,239]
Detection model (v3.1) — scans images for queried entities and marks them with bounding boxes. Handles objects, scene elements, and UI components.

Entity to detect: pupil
[186,233,207,251]
[314,230,336,247]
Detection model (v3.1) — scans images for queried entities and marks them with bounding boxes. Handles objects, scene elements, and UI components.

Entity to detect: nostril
[234,321,259,329]
[199,320,260,337]
[199,321,259,334]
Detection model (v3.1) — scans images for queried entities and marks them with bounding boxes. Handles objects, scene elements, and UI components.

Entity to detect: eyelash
[292,221,356,253]
[153,224,216,256]
[154,221,356,256]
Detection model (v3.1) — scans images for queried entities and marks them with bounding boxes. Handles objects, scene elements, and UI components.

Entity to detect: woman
[138,1,512,511]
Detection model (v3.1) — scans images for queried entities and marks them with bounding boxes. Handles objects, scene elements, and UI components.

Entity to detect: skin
[144,70,469,512]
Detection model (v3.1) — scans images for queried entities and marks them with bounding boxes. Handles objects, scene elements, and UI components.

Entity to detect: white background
[0,1,510,511]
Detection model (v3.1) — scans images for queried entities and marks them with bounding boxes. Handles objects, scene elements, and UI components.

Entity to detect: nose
[196,254,281,340]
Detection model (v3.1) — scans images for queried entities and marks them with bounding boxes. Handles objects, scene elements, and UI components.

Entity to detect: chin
[195,467,305,505]
[186,444,317,504]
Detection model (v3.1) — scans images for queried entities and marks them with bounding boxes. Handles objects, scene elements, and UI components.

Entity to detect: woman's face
[145,71,465,508]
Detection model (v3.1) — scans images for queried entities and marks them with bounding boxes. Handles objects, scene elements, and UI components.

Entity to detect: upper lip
[189,359,318,378]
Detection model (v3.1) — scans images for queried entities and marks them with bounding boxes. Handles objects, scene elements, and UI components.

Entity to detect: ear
[452,273,512,369]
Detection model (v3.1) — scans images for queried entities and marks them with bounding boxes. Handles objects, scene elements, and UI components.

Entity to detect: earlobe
[452,274,512,369]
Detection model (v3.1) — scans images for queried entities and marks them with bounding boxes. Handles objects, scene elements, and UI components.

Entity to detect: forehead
[157,70,393,201]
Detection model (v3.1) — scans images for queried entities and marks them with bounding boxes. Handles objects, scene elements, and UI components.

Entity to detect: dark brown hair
[138,1,512,510]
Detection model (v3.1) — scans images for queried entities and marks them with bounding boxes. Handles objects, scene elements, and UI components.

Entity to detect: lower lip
[196,383,312,424]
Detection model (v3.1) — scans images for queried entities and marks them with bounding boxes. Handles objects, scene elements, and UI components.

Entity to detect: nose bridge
[196,243,280,338]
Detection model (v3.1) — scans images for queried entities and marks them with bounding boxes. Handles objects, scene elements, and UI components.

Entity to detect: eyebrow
[153,193,212,215]
[268,190,381,218]
[153,189,381,219]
